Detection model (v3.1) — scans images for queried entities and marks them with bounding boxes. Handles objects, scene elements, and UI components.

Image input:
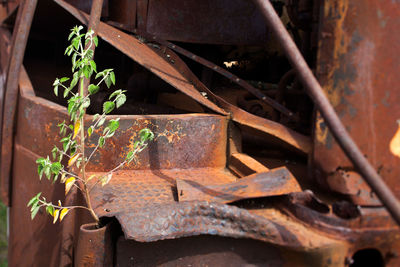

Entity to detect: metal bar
[253,0,400,225]
[0,0,37,206]
[142,32,296,119]
[82,0,103,96]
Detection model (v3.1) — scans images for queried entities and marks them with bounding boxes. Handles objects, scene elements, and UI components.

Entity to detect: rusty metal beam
[253,0,400,225]
[143,33,296,119]
[54,0,313,154]
[0,0,37,206]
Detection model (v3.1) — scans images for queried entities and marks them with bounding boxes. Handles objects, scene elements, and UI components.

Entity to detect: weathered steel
[144,34,296,119]
[228,152,270,177]
[314,1,400,206]
[54,0,227,116]
[146,0,269,45]
[0,0,37,205]
[54,0,313,154]
[177,167,301,203]
[253,0,400,226]
[74,222,115,266]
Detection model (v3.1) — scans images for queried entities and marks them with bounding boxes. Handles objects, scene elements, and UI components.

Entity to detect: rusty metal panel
[177,167,301,203]
[314,0,400,201]
[146,0,269,45]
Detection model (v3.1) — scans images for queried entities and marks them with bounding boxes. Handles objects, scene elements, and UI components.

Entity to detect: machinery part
[252,0,400,226]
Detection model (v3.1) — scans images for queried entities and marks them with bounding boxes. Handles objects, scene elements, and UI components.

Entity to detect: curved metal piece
[0,0,37,205]
[252,0,400,225]
[114,201,302,247]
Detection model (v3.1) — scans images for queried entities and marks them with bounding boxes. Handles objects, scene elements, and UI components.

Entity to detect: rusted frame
[136,32,296,119]
[0,0,37,205]
[253,0,400,225]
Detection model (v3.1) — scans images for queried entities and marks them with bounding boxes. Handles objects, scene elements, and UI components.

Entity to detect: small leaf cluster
[27,193,69,223]
[28,26,154,224]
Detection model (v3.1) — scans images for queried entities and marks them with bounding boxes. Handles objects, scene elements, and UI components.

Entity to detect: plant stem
[79,75,99,223]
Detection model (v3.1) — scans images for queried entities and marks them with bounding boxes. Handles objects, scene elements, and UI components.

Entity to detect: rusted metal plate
[9,143,64,267]
[314,0,400,201]
[90,168,237,217]
[228,152,270,177]
[146,0,269,45]
[177,167,301,203]
[116,235,286,267]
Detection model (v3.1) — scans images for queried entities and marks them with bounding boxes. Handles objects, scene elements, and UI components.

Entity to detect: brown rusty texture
[54,0,313,155]
[74,222,115,266]
[0,0,37,205]
[146,0,269,45]
[177,167,301,203]
[4,0,400,266]
[253,0,400,225]
[315,0,400,203]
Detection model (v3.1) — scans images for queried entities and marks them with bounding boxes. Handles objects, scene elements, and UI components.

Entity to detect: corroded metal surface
[314,0,400,204]
[146,0,269,45]
[253,0,400,225]
[54,0,313,155]
[177,167,301,203]
[0,0,37,205]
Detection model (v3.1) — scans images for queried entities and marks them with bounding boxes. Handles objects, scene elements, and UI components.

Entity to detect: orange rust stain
[316,115,328,145]
[322,0,349,107]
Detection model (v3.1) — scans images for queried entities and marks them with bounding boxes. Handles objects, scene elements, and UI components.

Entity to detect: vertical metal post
[0,0,38,206]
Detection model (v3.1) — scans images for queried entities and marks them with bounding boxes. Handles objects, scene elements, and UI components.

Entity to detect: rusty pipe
[253,0,400,225]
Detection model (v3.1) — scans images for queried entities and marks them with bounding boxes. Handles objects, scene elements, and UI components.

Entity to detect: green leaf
[109,89,123,100]
[60,77,70,83]
[44,165,51,180]
[89,60,97,73]
[93,36,98,47]
[27,192,41,207]
[54,85,59,97]
[88,126,93,137]
[139,128,155,142]
[93,114,100,121]
[103,101,115,114]
[82,98,90,109]
[53,78,59,86]
[88,84,100,95]
[98,136,105,148]
[50,162,62,174]
[72,37,80,50]
[69,71,80,90]
[108,119,119,132]
[115,94,126,108]
[64,45,72,55]
[37,164,44,180]
[31,206,40,220]
[105,76,112,88]
[68,30,75,41]
[95,71,104,79]
[86,49,94,59]
[110,71,116,85]
[98,117,106,127]
[126,151,134,161]
[46,205,55,216]
[83,65,91,79]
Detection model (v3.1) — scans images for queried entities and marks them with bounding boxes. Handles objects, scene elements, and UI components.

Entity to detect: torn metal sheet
[177,167,301,203]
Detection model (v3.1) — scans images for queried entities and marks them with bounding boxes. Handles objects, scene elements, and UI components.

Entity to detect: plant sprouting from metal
[27,26,154,224]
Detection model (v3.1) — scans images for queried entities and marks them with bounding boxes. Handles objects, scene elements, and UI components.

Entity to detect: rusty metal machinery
[0,0,399,266]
